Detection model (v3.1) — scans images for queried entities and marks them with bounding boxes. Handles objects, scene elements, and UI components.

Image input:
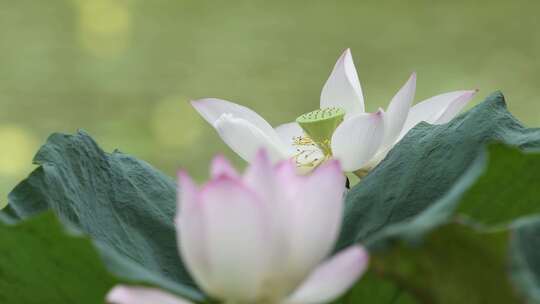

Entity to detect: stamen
[292,134,328,168]
[293,136,316,146]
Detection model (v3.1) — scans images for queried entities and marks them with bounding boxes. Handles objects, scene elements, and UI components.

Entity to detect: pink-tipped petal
[400,90,478,138]
[197,176,269,301]
[214,114,290,163]
[331,111,385,172]
[243,150,290,218]
[320,49,365,116]
[284,246,369,304]
[176,172,213,293]
[177,171,199,216]
[191,98,276,137]
[435,89,477,124]
[275,122,304,153]
[274,158,304,199]
[243,149,276,200]
[285,160,346,281]
[381,73,416,149]
[107,285,192,304]
[210,154,239,178]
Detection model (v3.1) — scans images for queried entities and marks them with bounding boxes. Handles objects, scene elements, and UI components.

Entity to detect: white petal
[198,175,269,301]
[284,246,369,304]
[177,171,199,216]
[274,158,305,200]
[242,149,279,205]
[435,90,477,124]
[380,73,416,149]
[176,172,213,293]
[238,161,341,300]
[215,114,290,163]
[275,122,304,152]
[320,49,365,116]
[331,111,385,172]
[400,90,477,137]
[107,285,192,304]
[285,161,346,283]
[191,98,276,137]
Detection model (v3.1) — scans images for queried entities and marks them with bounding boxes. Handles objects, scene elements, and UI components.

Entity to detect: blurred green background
[1,0,539,203]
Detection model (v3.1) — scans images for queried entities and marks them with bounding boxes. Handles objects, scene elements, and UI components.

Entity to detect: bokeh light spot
[73,0,131,57]
[0,125,39,208]
[0,125,38,177]
[151,96,204,150]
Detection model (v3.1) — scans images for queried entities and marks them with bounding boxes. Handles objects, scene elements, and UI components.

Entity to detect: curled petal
[381,73,416,149]
[214,114,290,163]
[400,90,477,138]
[320,49,365,116]
[331,111,385,172]
[107,285,192,304]
[191,98,277,137]
[435,90,477,124]
[284,246,369,304]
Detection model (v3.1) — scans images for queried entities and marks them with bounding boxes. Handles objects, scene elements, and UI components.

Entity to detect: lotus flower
[192,49,476,174]
[107,150,368,304]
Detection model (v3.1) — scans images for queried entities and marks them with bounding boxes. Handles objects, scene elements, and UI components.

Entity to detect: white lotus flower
[192,49,477,174]
[107,150,368,304]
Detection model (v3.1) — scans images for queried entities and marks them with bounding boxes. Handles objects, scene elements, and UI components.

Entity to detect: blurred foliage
[0,213,118,304]
[1,0,540,201]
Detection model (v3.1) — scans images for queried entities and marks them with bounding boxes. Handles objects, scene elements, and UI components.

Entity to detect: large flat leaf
[337,92,540,303]
[338,91,540,250]
[2,131,205,302]
[456,145,540,226]
[343,143,540,304]
[0,212,117,303]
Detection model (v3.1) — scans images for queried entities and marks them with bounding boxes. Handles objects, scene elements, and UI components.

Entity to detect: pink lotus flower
[107,151,368,304]
[192,49,476,174]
